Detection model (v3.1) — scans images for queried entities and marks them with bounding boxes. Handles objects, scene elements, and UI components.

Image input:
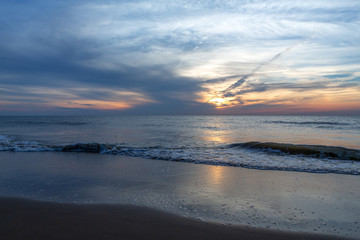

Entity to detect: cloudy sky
[1,0,359,115]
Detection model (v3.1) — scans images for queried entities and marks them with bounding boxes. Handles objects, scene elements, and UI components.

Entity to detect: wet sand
[0,152,359,238]
[0,198,345,240]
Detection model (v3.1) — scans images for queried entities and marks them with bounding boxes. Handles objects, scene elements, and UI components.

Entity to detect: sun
[209,97,228,108]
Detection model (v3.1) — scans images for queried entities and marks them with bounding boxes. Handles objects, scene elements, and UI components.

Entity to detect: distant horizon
[1,111,360,117]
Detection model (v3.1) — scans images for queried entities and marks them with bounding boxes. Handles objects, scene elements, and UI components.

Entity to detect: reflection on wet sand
[206,166,225,186]
[0,152,359,238]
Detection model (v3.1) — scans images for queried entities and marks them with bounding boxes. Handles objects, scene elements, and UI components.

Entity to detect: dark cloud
[0,39,212,114]
[1,0,359,115]
[0,0,206,111]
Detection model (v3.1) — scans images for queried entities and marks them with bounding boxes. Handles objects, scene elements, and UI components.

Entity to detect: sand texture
[0,198,347,240]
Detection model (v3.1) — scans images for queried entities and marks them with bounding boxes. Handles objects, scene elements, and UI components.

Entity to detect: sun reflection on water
[206,166,225,186]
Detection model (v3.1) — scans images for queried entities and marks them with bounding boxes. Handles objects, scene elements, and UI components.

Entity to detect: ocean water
[0,115,360,175]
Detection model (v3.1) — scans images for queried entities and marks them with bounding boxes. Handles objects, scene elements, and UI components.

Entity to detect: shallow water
[1,152,359,238]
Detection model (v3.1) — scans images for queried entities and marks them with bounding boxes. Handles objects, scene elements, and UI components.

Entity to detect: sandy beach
[0,152,359,239]
[0,197,344,240]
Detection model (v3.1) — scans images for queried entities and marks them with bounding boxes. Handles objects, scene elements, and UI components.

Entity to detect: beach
[0,152,359,239]
[1,0,360,238]
[0,198,343,240]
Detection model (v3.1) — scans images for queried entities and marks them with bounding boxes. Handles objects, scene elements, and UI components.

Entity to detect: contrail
[222,41,303,93]
[207,39,306,103]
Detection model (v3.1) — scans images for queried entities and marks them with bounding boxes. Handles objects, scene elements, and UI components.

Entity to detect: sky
[0,0,359,115]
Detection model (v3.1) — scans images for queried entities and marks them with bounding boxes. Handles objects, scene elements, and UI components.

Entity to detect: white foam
[1,136,359,175]
[0,135,54,152]
[97,145,360,175]
[0,135,10,141]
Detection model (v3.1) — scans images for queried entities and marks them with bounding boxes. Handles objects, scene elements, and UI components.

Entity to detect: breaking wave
[228,142,360,161]
[1,135,359,175]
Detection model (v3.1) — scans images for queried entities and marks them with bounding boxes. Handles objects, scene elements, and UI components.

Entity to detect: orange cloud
[201,81,360,113]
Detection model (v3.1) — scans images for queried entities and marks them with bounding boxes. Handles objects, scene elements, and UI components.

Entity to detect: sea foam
[1,135,360,175]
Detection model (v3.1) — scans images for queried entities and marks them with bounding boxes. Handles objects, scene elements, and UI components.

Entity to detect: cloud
[223,79,360,97]
[0,37,207,113]
[210,38,307,100]
[0,0,359,115]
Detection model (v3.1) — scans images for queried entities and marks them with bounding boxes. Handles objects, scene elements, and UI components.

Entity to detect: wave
[264,120,349,126]
[228,142,360,161]
[5,121,87,126]
[59,142,360,161]
[1,135,359,175]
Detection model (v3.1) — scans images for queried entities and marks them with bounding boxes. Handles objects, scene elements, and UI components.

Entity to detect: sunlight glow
[209,98,226,106]
[203,82,360,112]
[206,166,224,186]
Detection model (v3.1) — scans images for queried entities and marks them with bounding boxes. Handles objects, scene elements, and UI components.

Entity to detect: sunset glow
[0,1,359,115]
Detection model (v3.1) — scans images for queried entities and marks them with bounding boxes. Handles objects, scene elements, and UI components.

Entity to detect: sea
[1,115,360,175]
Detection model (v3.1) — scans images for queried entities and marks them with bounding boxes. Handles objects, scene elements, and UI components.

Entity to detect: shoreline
[0,197,347,240]
[1,152,360,238]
